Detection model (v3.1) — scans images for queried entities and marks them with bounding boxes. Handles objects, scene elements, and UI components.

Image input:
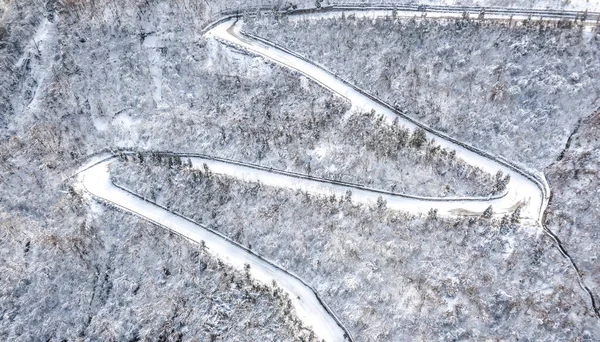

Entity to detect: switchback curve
[71,6,599,342]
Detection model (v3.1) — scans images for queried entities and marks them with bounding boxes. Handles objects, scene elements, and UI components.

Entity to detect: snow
[285,5,598,33]
[379,0,600,12]
[187,156,524,219]
[142,35,165,107]
[12,18,56,115]
[14,18,51,67]
[77,149,539,340]
[208,18,547,223]
[78,160,349,342]
[71,8,577,341]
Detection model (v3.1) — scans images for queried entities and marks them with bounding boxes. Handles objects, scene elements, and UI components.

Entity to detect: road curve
[208,18,548,223]
[72,8,564,342]
[76,159,352,342]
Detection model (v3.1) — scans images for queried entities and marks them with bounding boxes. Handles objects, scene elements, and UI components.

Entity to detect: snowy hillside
[1,1,599,340]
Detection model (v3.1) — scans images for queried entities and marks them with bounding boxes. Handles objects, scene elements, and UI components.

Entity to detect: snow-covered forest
[1,0,497,200]
[327,0,600,11]
[246,12,600,330]
[0,1,324,339]
[247,15,600,169]
[2,0,600,340]
[545,110,600,318]
[111,157,600,340]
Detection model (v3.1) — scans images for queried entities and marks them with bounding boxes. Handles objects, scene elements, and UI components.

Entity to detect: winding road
[209,18,549,223]
[72,7,596,341]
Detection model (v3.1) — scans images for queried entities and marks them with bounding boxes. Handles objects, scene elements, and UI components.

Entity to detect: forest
[1,0,599,340]
[545,110,600,318]
[110,157,599,340]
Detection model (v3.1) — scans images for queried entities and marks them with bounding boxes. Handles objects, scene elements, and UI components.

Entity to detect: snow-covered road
[74,9,557,342]
[77,160,351,342]
[208,18,549,223]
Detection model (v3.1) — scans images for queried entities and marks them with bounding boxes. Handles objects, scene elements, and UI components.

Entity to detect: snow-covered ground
[208,19,548,223]
[71,6,598,341]
[6,0,596,339]
[77,160,350,342]
[289,7,598,29]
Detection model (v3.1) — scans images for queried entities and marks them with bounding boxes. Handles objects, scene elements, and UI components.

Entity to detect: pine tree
[483,205,493,218]
[410,128,427,149]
